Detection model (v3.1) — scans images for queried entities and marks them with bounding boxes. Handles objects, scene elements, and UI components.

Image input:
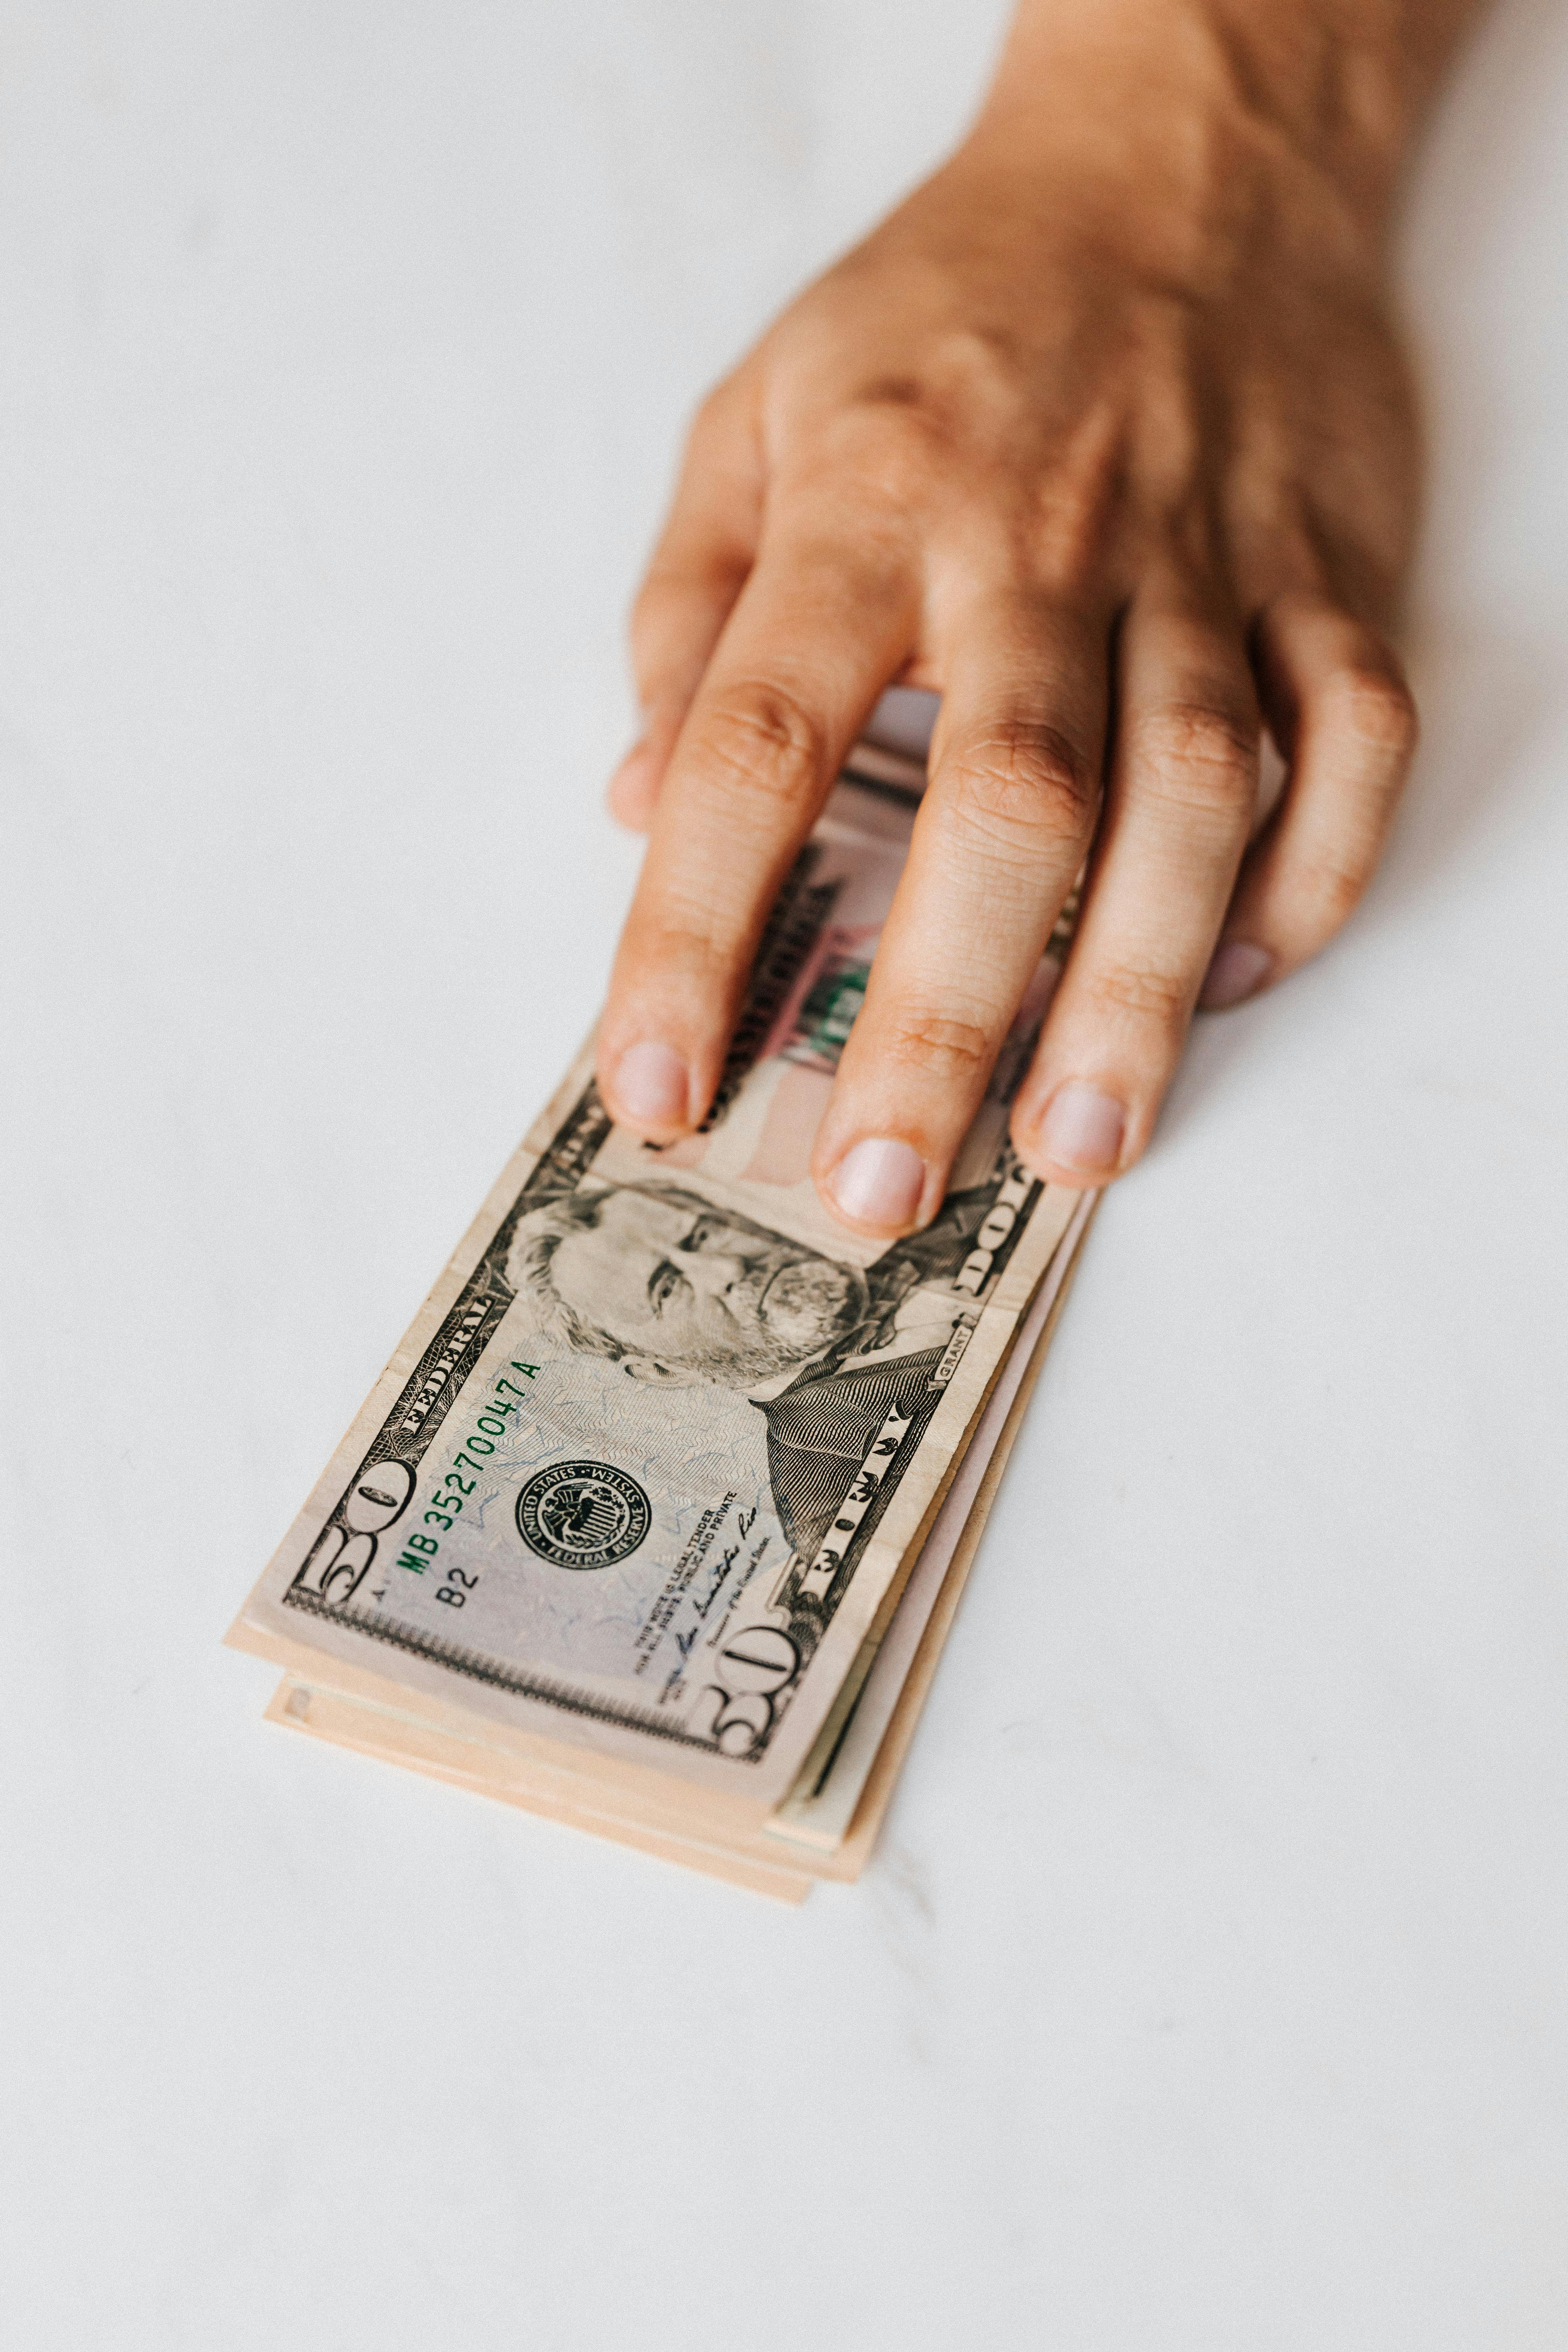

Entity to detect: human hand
[595,4,1427,1236]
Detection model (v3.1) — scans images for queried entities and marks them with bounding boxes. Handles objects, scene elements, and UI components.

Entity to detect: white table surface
[3,6,1565,2346]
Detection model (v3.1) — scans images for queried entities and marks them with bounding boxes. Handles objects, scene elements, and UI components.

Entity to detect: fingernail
[612,1041,689,1129]
[1034,1082,1125,1176]
[828,1136,926,1230]
[1200,941,1273,1010]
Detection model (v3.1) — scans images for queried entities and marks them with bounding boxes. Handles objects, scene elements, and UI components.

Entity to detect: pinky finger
[1200,592,1419,1009]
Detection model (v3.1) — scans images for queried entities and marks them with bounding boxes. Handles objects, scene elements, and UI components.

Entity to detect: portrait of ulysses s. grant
[504,1175,999,1565]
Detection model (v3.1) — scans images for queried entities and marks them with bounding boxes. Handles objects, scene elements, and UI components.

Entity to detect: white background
[2,5,1566,2346]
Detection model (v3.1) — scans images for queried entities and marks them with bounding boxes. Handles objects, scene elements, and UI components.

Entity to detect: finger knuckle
[927,324,1021,398]
[693,679,828,812]
[1086,958,1190,1028]
[1321,665,1419,767]
[1129,701,1259,820]
[1292,847,1376,933]
[850,328,1024,433]
[881,1000,994,1083]
[940,721,1098,858]
[827,405,946,514]
[629,902,736,986]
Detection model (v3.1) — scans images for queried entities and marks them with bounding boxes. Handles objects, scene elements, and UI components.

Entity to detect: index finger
[608,384,763,832]
[597,509,918,1138]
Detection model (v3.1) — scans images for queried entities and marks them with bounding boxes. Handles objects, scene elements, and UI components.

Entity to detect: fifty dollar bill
[230,760,1084,1814]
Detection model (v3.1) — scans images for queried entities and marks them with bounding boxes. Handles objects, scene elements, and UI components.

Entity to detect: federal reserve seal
[515,1460,651,1570]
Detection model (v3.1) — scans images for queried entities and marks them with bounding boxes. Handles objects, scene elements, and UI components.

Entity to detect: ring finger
[1010,583,1261,1186]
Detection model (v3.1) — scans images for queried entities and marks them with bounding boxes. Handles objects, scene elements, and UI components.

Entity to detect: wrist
[963,0,1445,268]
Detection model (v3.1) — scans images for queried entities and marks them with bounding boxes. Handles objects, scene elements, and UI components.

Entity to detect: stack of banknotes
[228,704,1096,1901]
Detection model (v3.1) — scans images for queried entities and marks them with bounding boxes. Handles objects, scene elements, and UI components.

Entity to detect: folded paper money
[228,715,1095,1898]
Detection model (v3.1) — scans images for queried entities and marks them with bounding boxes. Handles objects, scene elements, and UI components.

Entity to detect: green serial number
[394,1362,538,1608]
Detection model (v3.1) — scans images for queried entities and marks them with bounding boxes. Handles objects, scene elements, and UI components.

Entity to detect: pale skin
[596,0,1485,1237]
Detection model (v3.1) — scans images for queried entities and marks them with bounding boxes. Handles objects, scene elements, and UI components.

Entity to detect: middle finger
[812,584,1109,1234]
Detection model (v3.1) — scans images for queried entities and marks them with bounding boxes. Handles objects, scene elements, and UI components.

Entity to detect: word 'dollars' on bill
[229,734,1095,1895]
